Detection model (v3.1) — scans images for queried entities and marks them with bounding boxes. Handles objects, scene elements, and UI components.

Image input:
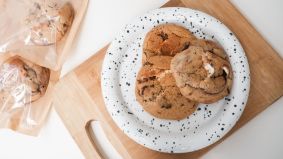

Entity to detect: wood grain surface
[53,0,283,158]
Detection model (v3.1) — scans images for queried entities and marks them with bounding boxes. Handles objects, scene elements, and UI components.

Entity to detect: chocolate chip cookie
[171,43,233,104]
[0,57,50,103]
[26,2,74,45]
[142,24,196,64]
[144,56,173,70]
[135,66,197,120]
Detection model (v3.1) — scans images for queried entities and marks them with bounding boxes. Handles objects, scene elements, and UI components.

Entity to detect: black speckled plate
[101,7,250,153]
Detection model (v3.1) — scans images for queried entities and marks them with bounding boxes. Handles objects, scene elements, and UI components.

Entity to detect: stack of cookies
[135,24,233,120]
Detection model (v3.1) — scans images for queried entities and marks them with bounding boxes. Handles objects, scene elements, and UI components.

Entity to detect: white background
[0,0,282,158]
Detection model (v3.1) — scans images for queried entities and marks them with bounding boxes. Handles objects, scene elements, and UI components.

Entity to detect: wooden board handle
[54,73,131,159]
[86,120,132,159]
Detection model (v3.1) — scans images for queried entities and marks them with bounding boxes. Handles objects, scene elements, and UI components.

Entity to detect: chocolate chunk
[161,103,172,109]
[158,32,168,41]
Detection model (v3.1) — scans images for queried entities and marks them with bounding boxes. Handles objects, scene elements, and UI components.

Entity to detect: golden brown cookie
[142,24,196,64]
[26,2,74,45]
[0,57,50,103]
[144,56,173,70]
[171,44,233,104]
[135,66,197,120]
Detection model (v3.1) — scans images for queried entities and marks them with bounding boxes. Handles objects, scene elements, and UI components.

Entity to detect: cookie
[171,45,233,104]
[135,66,197,120]
[190,39,227,59]
[54,2,74,42]
[144,56,173,70]
[0,57,50,103]
[26,2,74,45]
[143,24,196,64]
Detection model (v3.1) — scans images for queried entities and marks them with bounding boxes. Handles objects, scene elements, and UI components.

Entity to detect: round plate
[101,7,250,153]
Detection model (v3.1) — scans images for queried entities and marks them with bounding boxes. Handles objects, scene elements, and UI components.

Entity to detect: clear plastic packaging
[0,0,88,70]
[0,54,54,135]
[0,0,88,135]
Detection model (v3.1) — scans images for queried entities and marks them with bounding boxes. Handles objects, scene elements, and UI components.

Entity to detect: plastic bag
[0,54,54,135]
[0,0,88,70]
[0,0,88,135]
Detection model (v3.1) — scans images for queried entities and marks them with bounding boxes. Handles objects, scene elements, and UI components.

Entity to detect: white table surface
[0,0,282,158]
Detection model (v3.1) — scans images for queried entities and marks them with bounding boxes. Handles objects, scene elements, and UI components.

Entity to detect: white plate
[101,7,250,153]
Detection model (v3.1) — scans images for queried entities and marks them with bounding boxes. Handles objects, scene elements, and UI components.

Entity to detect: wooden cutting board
[53,0,283,158]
